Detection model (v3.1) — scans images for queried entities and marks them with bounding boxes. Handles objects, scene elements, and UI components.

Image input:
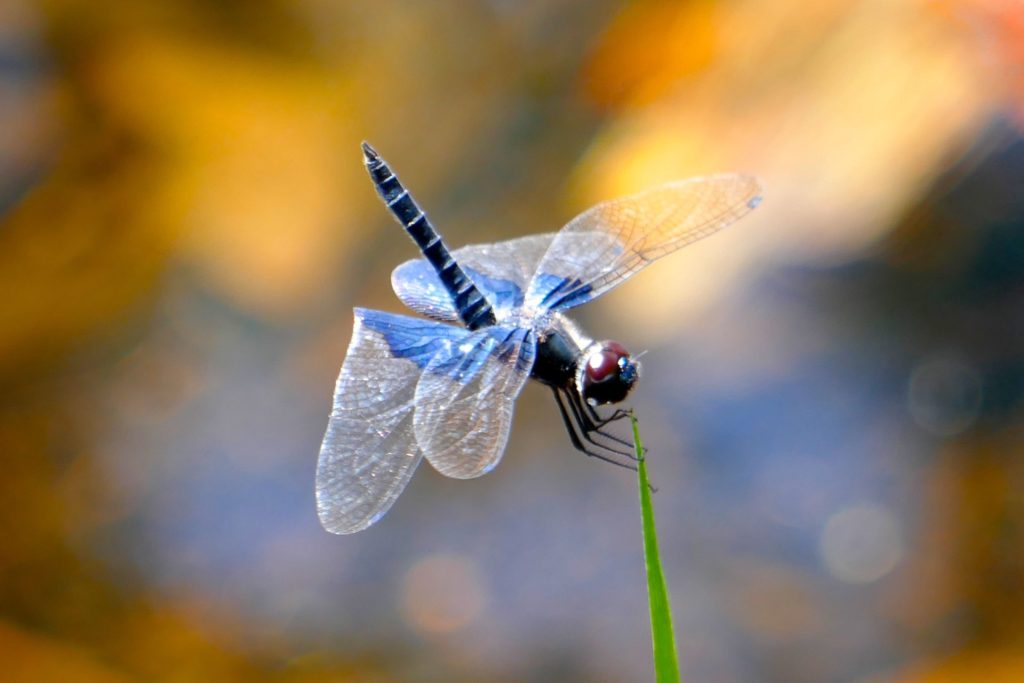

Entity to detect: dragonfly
[316,142,762,534]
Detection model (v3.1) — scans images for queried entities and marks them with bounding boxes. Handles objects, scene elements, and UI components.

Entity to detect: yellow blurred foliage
[0,620,129,683]
[89,32,361,319]
[893,650,1024,683]
[571,0,995,342]
[582,0,719,108]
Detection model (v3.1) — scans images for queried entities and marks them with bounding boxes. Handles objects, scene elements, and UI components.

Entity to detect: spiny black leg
[552,390,659,492]
[587,404,647,456]
[567,391,639,452]
[550,388,639,472]
[573,393,632,437]
[585,401,631,427]
[572,396,659,493]
[561,388,638,460]
[552,387,610,457]
[551,386,581,448]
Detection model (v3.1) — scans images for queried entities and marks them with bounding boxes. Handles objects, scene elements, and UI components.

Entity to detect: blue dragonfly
[316,143,762,534]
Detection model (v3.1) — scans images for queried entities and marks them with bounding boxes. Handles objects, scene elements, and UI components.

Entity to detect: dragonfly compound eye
[580,341,639,405]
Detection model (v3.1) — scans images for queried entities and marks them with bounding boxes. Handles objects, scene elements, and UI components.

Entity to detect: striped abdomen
[361,142,496,331]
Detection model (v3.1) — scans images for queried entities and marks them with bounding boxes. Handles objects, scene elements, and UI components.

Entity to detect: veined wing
[413,325,536,479]
[392,234,556,323]
[525,175,762,311]
[316,308,470,534]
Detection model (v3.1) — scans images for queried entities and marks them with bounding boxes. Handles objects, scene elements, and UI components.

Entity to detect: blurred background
[1,0,1022,681]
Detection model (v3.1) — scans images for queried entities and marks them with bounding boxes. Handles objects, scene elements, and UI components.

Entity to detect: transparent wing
[413,326,536,479]
[316,308,470,534]
[525,175,762,311]
[392,234,556,322]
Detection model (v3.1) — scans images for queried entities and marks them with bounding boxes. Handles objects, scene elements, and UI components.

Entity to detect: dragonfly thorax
[578,340,640,406]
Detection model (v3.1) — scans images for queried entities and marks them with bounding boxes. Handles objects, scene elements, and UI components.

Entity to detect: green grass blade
[631,412,681,683]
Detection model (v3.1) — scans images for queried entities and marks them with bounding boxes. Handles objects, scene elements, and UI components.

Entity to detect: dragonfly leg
[562,389,639,459]
[569,391,642,453]
[585,401,631,427]
[550,388,640,472]
[554,389,658,493]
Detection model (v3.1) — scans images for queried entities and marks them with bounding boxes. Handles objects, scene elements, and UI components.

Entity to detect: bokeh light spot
[400,553,487,635]
[820,504,904,584]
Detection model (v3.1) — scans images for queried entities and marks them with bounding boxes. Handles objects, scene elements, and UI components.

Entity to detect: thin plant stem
[631,411,681,683]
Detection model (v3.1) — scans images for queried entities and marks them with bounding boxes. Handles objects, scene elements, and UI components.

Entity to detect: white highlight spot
[400,553,487,634]
[819,503,903,584]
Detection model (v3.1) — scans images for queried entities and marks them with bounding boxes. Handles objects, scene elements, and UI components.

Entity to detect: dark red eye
[603,341,629,357]
[579,340,639,406]
[585,350,621,382]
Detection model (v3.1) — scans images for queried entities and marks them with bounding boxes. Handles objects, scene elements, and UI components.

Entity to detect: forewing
[392,234,556,322]
[525,175,762,311]
[412,326,536,479]
[316,308,470,534]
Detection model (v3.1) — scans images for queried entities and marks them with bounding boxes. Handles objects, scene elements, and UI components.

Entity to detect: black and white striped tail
[362,142,496,330]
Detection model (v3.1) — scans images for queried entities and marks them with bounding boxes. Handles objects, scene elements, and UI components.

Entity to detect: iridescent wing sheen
[391,234,556,322]
[316,308,470,534]
[525,175,763,312]
[413,326,535,479]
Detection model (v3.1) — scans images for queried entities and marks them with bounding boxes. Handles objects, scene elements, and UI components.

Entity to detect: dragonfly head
[579,340,640,406]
